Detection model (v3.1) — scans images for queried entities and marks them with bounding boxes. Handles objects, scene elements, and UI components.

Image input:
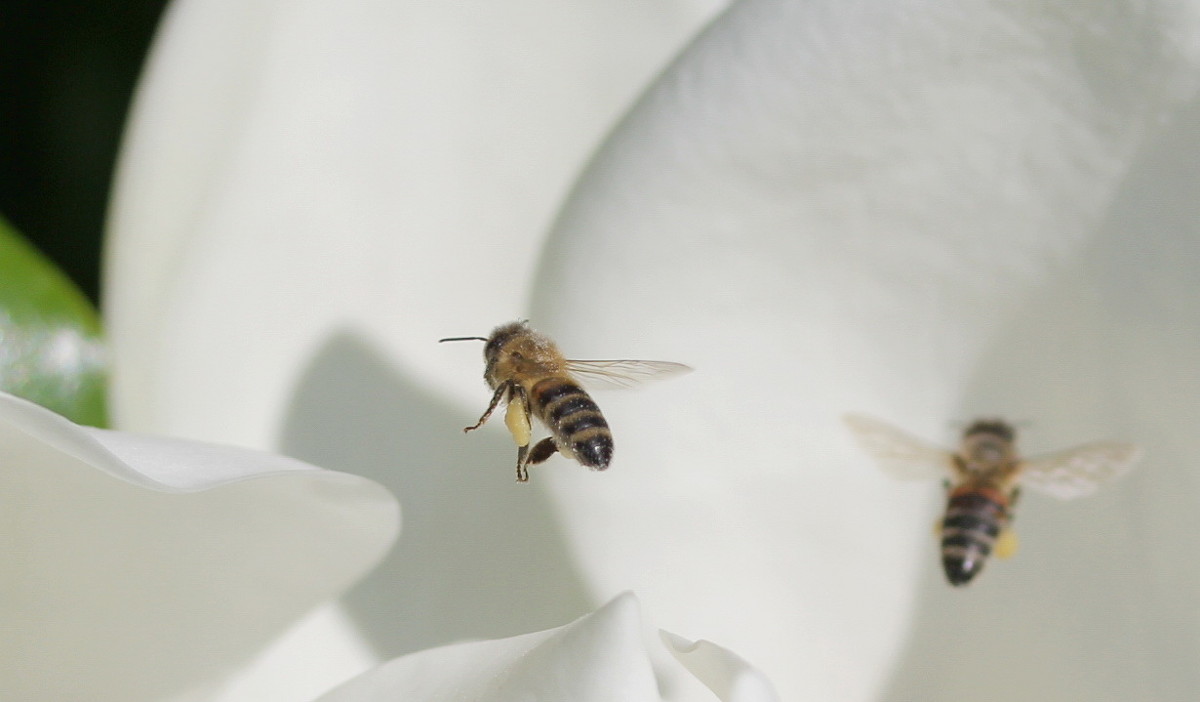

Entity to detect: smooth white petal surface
[531,0,1200,700]
[662,631,780,702]
[0,391,398,702]
[315,594,657,701]
[105,0,727,449]
[316,593,773,702]
[880,93,1200,702]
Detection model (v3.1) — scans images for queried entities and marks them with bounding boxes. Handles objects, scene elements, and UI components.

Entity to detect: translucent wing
[564,359,692,389]
[1019,442,1142,500]
[842,413,956,481]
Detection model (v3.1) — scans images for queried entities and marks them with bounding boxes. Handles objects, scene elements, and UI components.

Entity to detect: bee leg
[504,386,532,447]
[515,443,530,483]
[507,386,534,483]
[464,381,512,433]
[515,439,559,482]
[528,438,559,465]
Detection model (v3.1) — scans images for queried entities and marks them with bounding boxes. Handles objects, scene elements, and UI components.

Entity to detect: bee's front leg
[464,381,512,433]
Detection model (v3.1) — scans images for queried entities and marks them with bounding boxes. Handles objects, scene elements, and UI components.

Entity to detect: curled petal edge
[316,593,777,702]
[0,390,400,702]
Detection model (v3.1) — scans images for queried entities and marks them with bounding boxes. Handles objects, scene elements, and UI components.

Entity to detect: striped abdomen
[530,377,613,469]
[940,486,1010,586]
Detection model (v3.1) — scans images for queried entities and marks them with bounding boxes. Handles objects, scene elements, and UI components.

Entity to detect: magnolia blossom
[106,0,1200,700]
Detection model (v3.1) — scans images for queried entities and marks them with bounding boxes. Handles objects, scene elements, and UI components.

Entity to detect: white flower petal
[661,631,780,702]
[194,602,381,702]
[316,593,771,702]
[531,0,1200,699]
[105,0,727,448]
[316,593,656,701]
[0,391,399,702]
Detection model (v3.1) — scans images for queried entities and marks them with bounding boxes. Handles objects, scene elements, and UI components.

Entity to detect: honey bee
[441,321,690,482]
[843,413,1141,586]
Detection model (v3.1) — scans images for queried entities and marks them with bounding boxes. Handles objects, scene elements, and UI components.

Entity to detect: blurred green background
[1,0,170,306]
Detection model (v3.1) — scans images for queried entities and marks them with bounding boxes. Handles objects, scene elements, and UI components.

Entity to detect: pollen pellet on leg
[505,398,531,447]
[995,528,1019,559]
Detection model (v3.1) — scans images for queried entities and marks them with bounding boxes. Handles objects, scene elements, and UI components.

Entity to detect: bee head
[962,419,1015,443]
[483,321,529,363]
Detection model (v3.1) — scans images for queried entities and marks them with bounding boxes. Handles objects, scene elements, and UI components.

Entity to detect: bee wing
[1019,442,1142,500]
[564,359,692,389]
[842,413,957,481]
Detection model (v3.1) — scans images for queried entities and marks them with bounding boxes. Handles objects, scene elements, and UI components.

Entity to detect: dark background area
[1,0,170,306]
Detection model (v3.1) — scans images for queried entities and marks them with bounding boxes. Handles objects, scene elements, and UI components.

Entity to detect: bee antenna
[439,336,488,343]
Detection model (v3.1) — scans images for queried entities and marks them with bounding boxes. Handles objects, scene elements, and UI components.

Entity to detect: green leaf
[0,216,108,427]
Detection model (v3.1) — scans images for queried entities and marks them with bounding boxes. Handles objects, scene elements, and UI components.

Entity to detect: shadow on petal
[279,329,594,657]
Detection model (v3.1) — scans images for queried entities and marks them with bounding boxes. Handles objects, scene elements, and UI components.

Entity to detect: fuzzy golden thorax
[482,322,568,390]
[955,420,1022,495]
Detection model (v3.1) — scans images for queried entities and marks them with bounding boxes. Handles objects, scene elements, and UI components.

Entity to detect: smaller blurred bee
[441,321,690,482]
[843,414,1141,586]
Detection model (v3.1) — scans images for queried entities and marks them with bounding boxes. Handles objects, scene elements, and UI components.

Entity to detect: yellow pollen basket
[995,528,1019,559]
[504,398,531,447]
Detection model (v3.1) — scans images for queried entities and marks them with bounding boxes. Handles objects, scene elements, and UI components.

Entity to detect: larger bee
[441,321,689,482]
[843,414,1141,586]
